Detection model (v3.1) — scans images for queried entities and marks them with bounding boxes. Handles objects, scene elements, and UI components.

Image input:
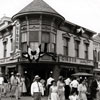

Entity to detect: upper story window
[29,31,39,42]
[63,38,69,56]
[74,36,80,58]
[62,33,70,56]
[51,33,56,53]
[41,32,50,52]
[84,39,89,59]
[75,41,80,58]
[84,44,89,59]
[3,42,7,57]
[21,32,27,42]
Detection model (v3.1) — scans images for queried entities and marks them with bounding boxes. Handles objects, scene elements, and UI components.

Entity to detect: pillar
[17,64,23,75]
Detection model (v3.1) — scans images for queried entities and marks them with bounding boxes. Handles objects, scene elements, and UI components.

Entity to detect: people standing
[46,74,54,96]
[64,77,71,100]
[49,80,59,100]
[70,77,79,95]
[57,76,65,100]
[15,73,22,100]
[31,75,44,100]
[0,72,4,100]
[21,75,27,96]
[10,73,18,99]
[90,75,98,100]
[78,79,87,100]
[69,90,79,100]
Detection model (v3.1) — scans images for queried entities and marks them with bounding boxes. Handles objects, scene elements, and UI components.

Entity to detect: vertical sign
[15,20,20,50]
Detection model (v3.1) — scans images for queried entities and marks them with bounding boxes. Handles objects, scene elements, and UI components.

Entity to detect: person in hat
[15,73,22,100]
[31,75,44,100]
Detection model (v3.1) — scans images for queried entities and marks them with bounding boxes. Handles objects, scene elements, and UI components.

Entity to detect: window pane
[21,42,27,52]
[51,43,56,53]
[42,32,50,43]
[21,32,27,42]
[51,33,56,43]
[41,43,50,52]
[29,31,39,42]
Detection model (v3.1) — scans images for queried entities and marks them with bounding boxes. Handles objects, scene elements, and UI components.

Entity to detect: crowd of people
[0,72,100,100]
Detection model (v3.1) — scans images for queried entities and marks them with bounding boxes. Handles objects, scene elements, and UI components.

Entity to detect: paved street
[1,96,48,100]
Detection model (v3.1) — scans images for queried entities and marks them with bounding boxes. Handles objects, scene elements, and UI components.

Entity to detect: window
[51,33,56,53]
[84,44,89,59]
[63,38,69,56]
[10,38,13,51]
[21,32,27,42]
[75,41,80,57]
[41,32,50,52]
[29,31,39,42]
[42,32,50,43]
[3,42,7,57]
[21,42,27,52]
[98,51,100,61]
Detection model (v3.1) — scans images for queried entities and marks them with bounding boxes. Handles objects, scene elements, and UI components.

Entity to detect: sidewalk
[1,96,48,100]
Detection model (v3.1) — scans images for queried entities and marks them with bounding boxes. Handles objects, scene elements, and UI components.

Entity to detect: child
[69,90,79,100]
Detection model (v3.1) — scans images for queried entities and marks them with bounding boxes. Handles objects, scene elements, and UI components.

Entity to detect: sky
[0,0,100,33]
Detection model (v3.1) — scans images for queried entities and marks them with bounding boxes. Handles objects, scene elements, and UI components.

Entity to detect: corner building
[0,0,96,81]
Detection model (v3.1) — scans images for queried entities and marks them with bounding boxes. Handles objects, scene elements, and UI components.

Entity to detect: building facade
[0,0,96,81]
[93,34,100,75]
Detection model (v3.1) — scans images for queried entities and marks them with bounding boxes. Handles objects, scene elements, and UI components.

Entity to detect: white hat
[16,73,21,76]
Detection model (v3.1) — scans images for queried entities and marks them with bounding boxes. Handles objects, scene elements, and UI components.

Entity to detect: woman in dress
[78,79,87,100]
[49,80,59,100]
[57,76,65,100]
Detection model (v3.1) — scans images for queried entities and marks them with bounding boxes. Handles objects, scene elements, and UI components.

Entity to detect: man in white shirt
[70,77,79,95]
[31,75,44,100]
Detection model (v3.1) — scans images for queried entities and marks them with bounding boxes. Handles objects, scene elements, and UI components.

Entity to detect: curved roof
[12,0,64,20]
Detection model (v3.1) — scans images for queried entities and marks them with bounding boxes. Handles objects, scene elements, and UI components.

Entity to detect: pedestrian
[31,75,44,100]
[0,72,4,100]
[64,77,71,100]
[70,77,79,95]
[90,75,98,100]
[46,73,54,96]
[57,76,65,100]
[78,78,87,100]
[49,80,59,100]
[15,73,22,100]
[21,75,27,96]
[69,90,79,100]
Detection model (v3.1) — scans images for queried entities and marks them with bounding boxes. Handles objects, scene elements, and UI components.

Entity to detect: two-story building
[0,0,96,81]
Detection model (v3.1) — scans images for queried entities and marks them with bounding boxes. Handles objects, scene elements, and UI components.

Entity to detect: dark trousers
[65,85,70,99]
[32,92,41,100]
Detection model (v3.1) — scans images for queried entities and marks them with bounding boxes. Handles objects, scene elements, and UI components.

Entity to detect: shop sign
[0,57,18,65]
[59,55,93,66]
